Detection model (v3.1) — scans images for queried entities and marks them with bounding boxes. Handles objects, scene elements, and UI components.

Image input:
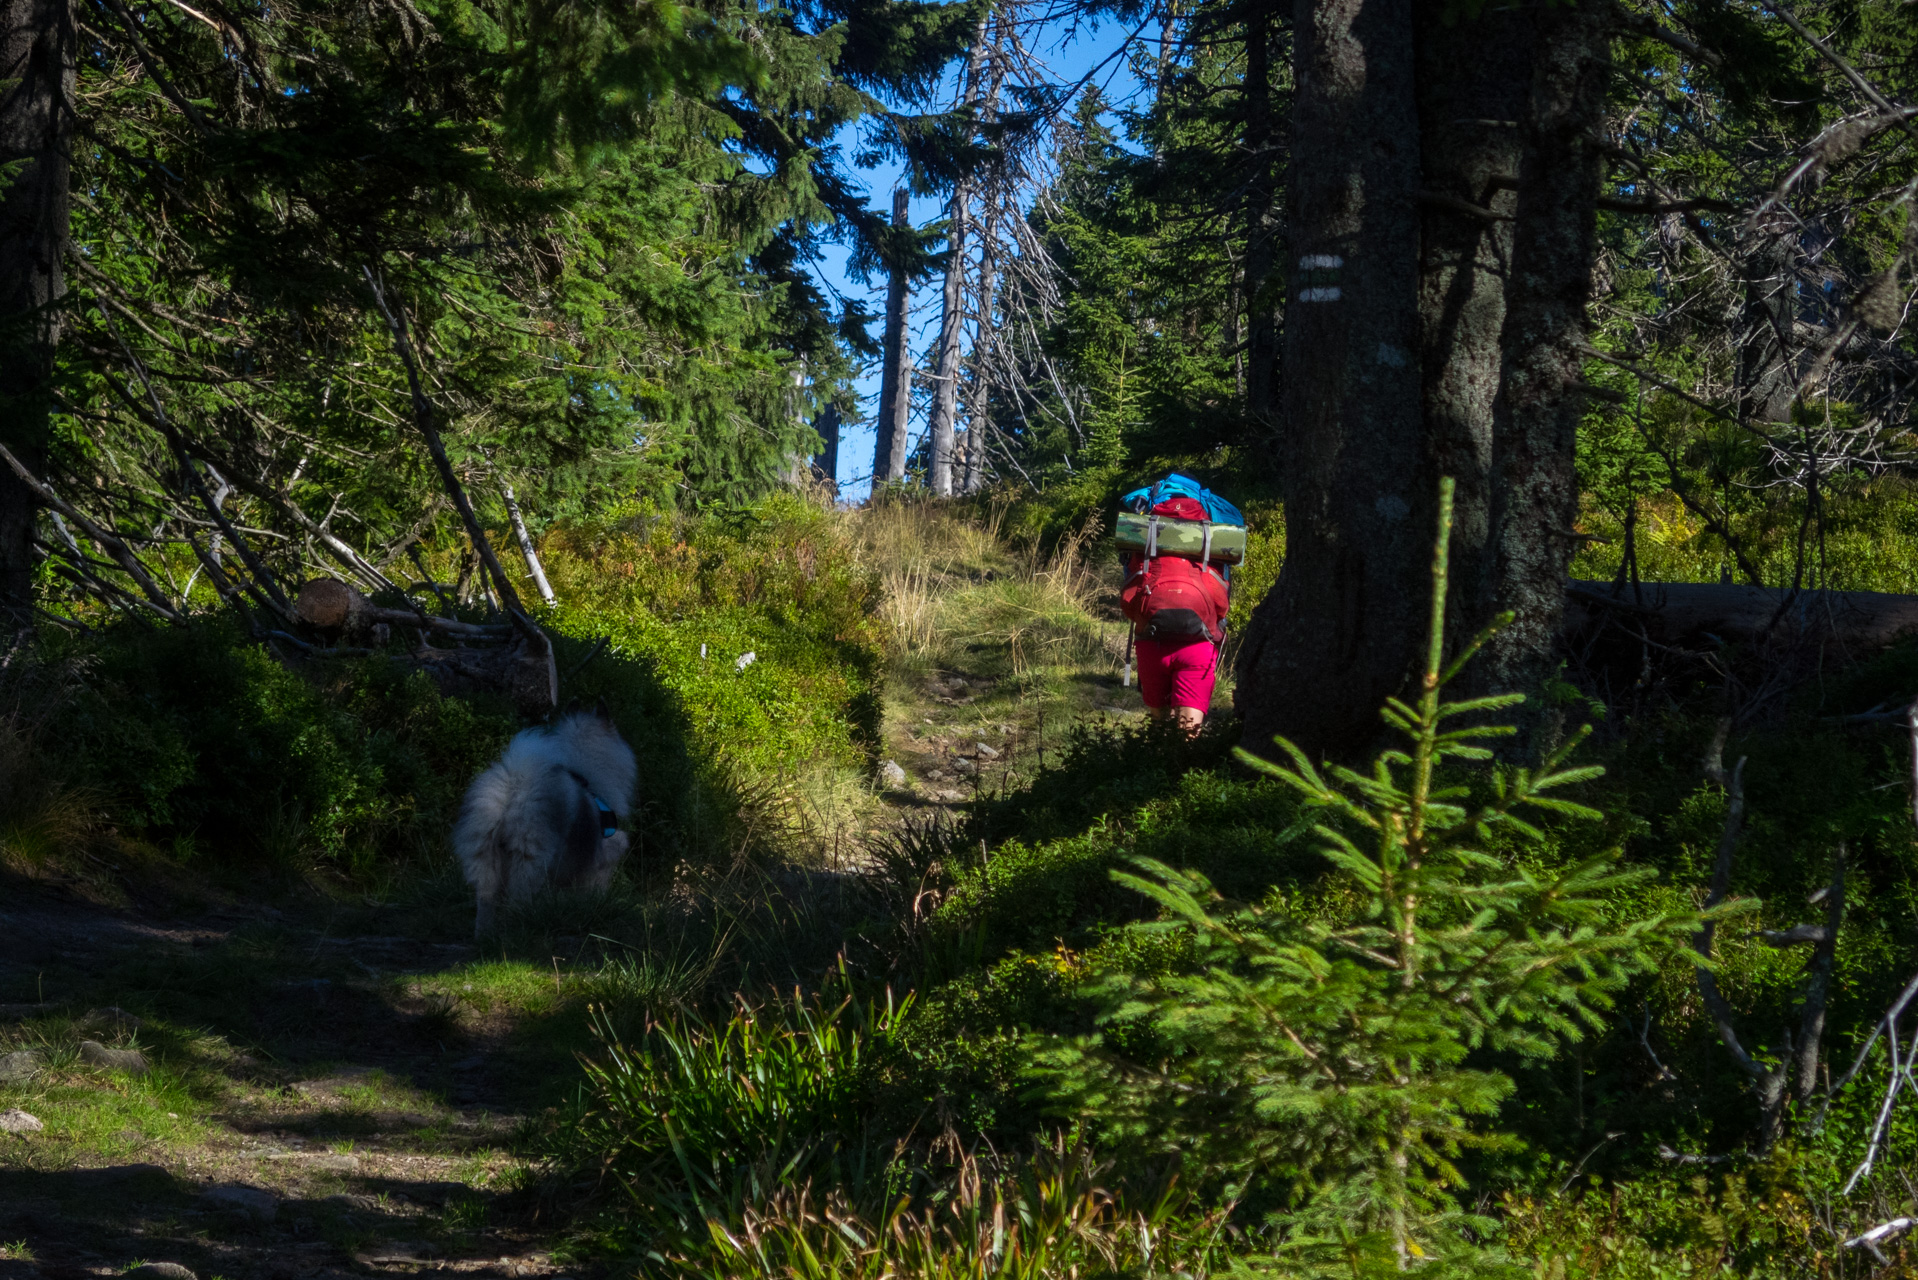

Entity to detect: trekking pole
[1122,628,1135,688]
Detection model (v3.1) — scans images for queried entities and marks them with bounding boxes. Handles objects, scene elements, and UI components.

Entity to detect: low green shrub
[5,492,886,883]
[1031,480,1715,1274]
[17,618,516,876]
[940,725,1313,963]
[543,492,885,779]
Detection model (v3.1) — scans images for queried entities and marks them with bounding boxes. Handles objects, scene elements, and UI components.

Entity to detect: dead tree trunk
[929,15,990,498]
[500,480,554,605]
[929,192,967,496]
[0,0,73,623]
[874,188,913,486]
[1233,0,1422,762]
[1737,210,1800,430]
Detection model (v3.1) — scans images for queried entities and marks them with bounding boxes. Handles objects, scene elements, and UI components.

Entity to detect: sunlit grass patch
[413,961,563,1020]
[0,1065,217,1168]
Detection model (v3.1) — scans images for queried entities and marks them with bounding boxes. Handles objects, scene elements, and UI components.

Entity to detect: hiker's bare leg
[1171,706,1203,737]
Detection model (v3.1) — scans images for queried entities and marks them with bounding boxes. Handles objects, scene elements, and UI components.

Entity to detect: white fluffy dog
[453,705,637,937]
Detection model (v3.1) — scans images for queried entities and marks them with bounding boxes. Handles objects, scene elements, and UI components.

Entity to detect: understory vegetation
[6,488,1918,1278]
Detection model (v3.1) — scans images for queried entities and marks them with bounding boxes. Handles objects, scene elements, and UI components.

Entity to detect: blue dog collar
[592,794,618,840]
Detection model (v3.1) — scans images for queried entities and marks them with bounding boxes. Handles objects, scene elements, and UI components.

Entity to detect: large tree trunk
[1233,0,1422,762]
[874,187,912,485]
[1239,0,1282,434]
[0,0,74,623]
[1414,0,1528,652]
[1473,0,1609,712]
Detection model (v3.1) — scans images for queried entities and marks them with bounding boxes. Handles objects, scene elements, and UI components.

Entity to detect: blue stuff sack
[1119,473,1244,526]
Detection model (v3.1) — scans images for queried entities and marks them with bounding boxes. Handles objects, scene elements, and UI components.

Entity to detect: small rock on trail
[201,1183,277,1222]
[877,760,908,788]
[124,1265,198,1280]
[0,1049,46,1081]
[0,1108,43,1133]
[79,1040,148,1074]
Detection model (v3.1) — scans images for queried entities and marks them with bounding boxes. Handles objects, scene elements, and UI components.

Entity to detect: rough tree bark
[1236,0,1608,760]
[1738,210,1800,429]
[1414,0,1529,652]
[1474,0,1610,707]
[1233,0,1422,762]
[1240,0,1282,431]
[0,0,74,622]
[874,187,913,485]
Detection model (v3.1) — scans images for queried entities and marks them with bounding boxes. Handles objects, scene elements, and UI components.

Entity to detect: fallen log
[295,578,511,640]
[291,578,554,716]
[1568,579,1918,649]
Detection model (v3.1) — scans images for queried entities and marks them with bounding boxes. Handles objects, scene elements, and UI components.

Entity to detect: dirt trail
[0,875,580,1280]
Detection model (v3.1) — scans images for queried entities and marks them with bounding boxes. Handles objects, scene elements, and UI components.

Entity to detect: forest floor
[0,516,1232,1280]
[0,871,574,1280]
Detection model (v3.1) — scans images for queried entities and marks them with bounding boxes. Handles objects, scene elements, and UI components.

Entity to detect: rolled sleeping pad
[1115,511,1246,565]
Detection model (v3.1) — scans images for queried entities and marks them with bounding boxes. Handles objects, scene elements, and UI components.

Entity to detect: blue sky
[811,11,1152,500]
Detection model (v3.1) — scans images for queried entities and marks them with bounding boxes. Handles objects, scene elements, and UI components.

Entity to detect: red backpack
[1120,497,1231,643]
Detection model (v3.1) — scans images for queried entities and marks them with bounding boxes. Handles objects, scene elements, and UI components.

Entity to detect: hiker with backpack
[1115,474,1246,737]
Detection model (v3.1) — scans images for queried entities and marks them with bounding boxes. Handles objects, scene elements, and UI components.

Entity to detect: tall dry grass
[849,495,1120,683]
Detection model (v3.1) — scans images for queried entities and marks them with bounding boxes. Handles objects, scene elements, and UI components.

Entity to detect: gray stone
[877,760,908,788]
[201,1183,277,1222]
[974,742,1000,759]
[0,1050,46,1082]
[79,1040,147,1074]
[0,1109,43,1133]
[309,1153,360,1172]
[81,1006,143,1032]
[951,758,978,777]
[124,1264,197,1280]
[353,1242,438,1266]
[323,1193,379,1213]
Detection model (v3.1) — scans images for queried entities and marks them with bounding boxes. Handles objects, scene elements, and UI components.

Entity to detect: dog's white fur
[453,709,638,937]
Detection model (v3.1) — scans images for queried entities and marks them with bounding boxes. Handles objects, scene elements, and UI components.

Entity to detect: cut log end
[295,578,363,630]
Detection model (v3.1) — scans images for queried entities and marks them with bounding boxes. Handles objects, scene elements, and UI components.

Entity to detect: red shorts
[1135,636,1219,712]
